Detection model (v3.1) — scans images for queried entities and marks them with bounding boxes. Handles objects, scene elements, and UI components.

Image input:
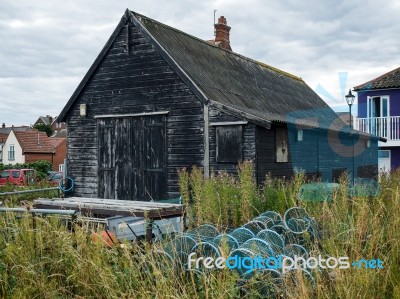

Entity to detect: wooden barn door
[98,118,116,199]
[98,115,166,201]
[143,115,166,201]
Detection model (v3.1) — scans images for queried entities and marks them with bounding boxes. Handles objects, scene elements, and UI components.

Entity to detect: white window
[8,144,15,161]
[378,150,391,173]
[368,96,390,118]
[367,96,390,138]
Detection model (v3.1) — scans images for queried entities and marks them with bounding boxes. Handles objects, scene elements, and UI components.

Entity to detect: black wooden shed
[58,9,380,201]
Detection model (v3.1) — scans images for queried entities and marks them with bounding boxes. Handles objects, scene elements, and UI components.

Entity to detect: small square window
[216,125,242,163]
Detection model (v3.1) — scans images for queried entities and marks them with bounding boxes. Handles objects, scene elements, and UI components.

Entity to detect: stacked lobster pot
[157,207,320,295]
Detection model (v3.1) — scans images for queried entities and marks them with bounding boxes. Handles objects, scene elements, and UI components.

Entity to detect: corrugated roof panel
[137,14,345,131]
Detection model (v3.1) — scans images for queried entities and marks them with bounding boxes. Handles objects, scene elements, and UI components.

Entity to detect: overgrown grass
[0,181,60,204]
[0,162,399,298]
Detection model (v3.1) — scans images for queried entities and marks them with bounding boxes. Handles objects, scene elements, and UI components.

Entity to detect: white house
[2,130,24,164]
[2,129,66,170]
[0,133,8,163]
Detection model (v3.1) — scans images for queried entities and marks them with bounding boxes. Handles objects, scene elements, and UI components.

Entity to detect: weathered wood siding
[66,21,204,199]
[256,124,293,184]
[208,106,256,175]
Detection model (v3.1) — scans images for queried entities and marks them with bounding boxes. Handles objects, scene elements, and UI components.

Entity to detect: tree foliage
[33,123,53,137]
[0,160,52,179]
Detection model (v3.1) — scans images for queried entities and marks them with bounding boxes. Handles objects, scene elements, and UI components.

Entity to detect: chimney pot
[214,16,232,51]
[218,16,227,24]
[1,123,5,128]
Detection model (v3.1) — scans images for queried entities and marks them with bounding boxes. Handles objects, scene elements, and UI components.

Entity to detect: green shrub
[0,160,52,180]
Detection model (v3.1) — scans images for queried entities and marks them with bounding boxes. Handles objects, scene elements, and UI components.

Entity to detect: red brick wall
[53,139,67,171]
[25,153,55,165]
[24,139,66,171]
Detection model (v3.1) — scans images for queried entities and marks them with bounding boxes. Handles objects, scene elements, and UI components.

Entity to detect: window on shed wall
[275,128,289,163]
[216,125,242,163]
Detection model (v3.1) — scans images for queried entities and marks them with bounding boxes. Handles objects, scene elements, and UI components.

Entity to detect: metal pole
[349,104,352,128]
[348,103,355,185]
[213,10,217,36]
[353,137,355,186]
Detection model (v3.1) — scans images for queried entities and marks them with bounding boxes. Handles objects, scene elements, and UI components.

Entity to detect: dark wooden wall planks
[67,21,204,199]
[65,17,378,200]
[208,106,256,176]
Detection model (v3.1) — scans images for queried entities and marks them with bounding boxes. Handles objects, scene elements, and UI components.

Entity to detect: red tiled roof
[354,66,400,91]
[14,130,56,153]
[48,137,65,148]
[0,133,8,143]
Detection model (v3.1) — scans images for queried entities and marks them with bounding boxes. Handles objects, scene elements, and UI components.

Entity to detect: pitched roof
[0,133,8,143]
[0,126,31,135]
[132,12,353,132]
[48,137,65,148]
[35,116,53,126]
[14,130,56,154]
[354,67,400,91]
[57,9,369,136]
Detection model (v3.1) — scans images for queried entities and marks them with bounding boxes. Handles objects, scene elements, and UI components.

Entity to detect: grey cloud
[0,0,399,125]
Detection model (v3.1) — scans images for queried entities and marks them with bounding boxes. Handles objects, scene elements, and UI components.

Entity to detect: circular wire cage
[186,224,220,241]
[228,248,257,277]
[283,244,309,259]
[151,249,175,268]
[229,227,255,245]
[271,224,299,245]
[242,220,267,235]
[284,207,311,234]
[260,211,282,224]
[163,234,198,264]
[240,237,274,258]
[191,241,221,259]
[252,216,275,228]
[256,229,285,253]
[213,233,240,253]
[190,241,221,273]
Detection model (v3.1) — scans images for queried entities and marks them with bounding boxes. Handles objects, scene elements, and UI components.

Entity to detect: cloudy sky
[0,0,399,126]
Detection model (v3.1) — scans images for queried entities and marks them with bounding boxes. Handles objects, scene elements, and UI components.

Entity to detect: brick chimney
[214,16,232,51]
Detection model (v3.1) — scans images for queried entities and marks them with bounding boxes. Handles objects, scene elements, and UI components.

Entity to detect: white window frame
[367,95,390,118]
[378,149,391,159]
[8,144,15,161]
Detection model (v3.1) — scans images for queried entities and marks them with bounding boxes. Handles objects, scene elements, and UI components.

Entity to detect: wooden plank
[204,104,209,178]
[94,111,169,119]
[209,121,248,126]
[58,9,130,122]
[50,197,182,208]
[125,24,130,56]
[33,197,184,220]
[64,12,205,199]
[34,204,183,219]
[34,200,182,211]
